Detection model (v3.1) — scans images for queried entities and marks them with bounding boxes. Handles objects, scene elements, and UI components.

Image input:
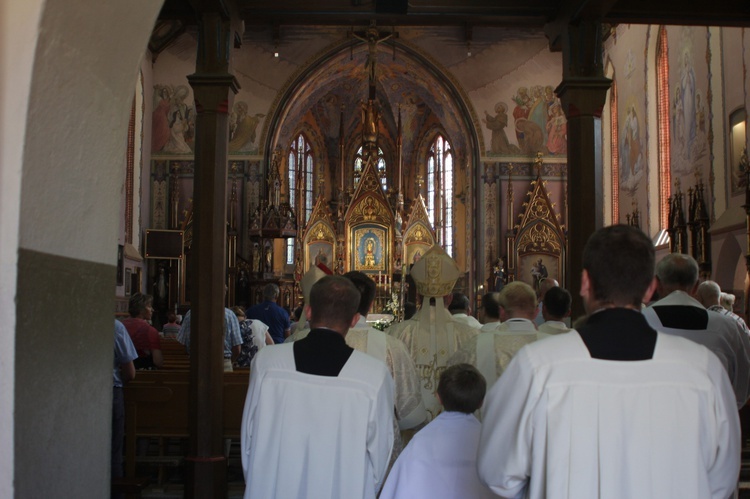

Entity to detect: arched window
[610,78,620,223]
[287,133,314,264]
[354,146,387,190]
[656,26,671,229]
[426,135,453,256]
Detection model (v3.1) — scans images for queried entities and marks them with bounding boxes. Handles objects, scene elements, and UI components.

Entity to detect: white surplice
[478,332,740,499]
[643,290,750,408]
[287,316,427,430]
[241,343,395,499]
[449,318,550,391]
[537,320,570,335]
[380,411,497,499]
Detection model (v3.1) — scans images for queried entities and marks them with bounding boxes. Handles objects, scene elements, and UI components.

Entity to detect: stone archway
[3,1,163,496]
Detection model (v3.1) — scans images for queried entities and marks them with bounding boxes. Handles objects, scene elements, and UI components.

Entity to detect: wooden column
[185,4,239,498]
[551,18,611,318]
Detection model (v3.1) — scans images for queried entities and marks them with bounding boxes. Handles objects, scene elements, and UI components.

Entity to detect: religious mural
[152,84,195,154]
[229,101,265,153]
[482,85,567,157]
[664,27,711,199]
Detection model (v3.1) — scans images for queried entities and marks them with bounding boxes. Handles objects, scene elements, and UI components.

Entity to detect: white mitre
[410,244,460,298]
[300,265,328,304]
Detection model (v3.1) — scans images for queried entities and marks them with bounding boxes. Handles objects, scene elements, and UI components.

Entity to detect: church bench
[158,338,191,370]
[123,369,250,479]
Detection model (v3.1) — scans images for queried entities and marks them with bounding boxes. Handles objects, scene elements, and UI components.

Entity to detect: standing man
[112,320,137,487]
[537,286,572,335]
[479,225,740,499]
[178,306,242,371]
[643,253,750,408]
[697,280,750,335]
[533,277,559,327]
[245,283,291,344]
[241,276,394,499]
[448,293,482,329]
[449,281,548,393]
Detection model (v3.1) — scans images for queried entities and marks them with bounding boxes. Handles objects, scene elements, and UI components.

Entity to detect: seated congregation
[114,225,749,498]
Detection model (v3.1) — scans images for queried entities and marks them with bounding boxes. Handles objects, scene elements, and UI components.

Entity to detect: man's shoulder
[346,349,392,378]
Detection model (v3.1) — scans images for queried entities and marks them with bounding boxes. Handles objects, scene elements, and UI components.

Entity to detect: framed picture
[517,253,560,294]
[352,226,387,272]
[124,268,132,296]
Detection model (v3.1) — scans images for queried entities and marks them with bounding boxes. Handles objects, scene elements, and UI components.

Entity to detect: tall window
[656,26,671,228]
[287,133,314,264]
[427,135,453,256]
[354,146,387,190]
[610,78,620,223]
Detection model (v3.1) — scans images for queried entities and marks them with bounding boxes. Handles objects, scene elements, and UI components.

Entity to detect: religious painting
[151,84,195,154]
[353,226,387,272]
[307,241,334,271]
[517,254,560,295]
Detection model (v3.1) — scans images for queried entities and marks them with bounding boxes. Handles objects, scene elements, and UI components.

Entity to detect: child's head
[437,364,486,414]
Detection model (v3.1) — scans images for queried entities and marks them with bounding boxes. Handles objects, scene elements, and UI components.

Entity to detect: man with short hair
[697,280,750,335]
[537,286,572,335]
[478,225,740,499]
[643,253,750,408]
[533,277,559,326]
[449,281,549,392]
[478,292,502,332]
[245,283,291,343]
[286,270,427,462]
[177,306,242,371]
[448,292,482,329]
[386,245,478,421]
[241,276,395,499]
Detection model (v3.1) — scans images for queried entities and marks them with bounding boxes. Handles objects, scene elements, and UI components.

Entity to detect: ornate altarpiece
[509,161,567,292]
[344,154,396,276]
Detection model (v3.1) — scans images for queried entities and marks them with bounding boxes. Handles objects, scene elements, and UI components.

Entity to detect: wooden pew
[159,338,190,370]
[123,369,250,480]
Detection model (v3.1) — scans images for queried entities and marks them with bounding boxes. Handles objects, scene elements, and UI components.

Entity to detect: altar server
[479,225,740,499]
[241,275,394,499]
[380,364,495,499]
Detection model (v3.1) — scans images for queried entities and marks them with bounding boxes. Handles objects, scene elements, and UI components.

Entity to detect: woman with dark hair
[121,293,163,369]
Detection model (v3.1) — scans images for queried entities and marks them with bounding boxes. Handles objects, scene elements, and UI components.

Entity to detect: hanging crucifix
[351,21,397,99]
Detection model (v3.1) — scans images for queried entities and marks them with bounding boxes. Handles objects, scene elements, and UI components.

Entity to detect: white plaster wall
[19,0,162,265]
[0,1,44,496]
[7,0,163,495]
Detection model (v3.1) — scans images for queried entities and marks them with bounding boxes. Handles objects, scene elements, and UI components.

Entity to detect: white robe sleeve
[240,350,263,479]
[706,354,742,499]
[368,367,396,493]
[477,346,536,498]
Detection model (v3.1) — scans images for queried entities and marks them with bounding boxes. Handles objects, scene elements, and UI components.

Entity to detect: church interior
[3,0,750,497]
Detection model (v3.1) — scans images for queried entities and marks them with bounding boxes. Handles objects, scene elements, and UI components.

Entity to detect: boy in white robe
[478,225,740,499]
[380,364,496,499]
[241,275,395,499]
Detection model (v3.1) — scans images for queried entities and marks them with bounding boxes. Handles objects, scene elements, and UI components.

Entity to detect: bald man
[643,253,750,408]
[696,280,749,335]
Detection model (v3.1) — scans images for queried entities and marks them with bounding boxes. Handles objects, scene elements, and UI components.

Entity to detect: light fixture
[273,24,280,59]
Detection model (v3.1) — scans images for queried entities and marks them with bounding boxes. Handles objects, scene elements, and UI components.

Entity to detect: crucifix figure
[352,21,395,97]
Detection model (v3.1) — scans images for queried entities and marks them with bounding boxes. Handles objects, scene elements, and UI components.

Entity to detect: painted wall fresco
[604,24,651,232]
[668,26,712,198]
